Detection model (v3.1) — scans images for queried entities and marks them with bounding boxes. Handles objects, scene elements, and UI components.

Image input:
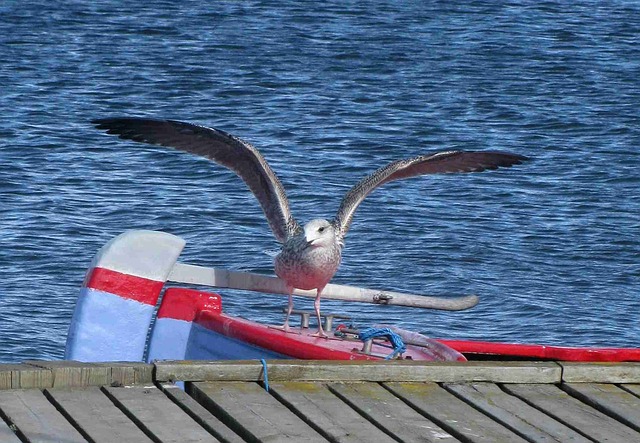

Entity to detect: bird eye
[318,227,325,233]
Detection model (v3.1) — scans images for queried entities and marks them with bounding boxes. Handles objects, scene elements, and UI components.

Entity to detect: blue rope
[358,327,407,360]
[260,358,270,392]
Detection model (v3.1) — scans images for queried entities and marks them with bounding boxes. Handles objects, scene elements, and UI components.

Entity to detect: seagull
[93,117,528,337]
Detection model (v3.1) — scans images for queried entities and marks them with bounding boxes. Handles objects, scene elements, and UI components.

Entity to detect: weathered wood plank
[385,382,529,443]
[0,389,86,443]
[0,364,53,390]
[107,362,154,386]
[620,384,640,397]
[562,383,640,431]
[191,381,327,442]
[24,360,110,388]
[1,361,154,389]
[156,360,561,383]
[104,385,219,443]
[329,381,457,442]
[46,386,153,442]
[561,362,640,383]
[503,383,640,442]
[268,381,396,442]
[444,383,590,442]
[159,383,245,443]
[0,367,9,390]
[0,419,21,443]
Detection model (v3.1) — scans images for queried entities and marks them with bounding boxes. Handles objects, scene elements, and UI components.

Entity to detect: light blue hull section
[185,322,290,360]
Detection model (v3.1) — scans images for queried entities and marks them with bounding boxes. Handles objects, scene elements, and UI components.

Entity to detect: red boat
[64,230,640,364]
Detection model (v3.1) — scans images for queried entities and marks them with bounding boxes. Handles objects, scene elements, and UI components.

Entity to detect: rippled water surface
[1,1,639,362]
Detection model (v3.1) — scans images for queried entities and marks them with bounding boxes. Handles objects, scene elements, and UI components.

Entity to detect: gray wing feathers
[92,117,300,243]
[333,150,528,241]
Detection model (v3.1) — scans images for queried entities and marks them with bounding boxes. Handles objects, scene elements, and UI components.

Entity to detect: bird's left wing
[333,150,528,242]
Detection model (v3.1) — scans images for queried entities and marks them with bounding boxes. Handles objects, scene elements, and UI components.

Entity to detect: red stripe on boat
[84,267,165,305]
[196,310,381,360]
[157,288,222,321]
[437,339,640,362]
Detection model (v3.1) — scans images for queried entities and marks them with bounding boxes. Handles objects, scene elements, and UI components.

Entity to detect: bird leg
[280,285,294,332]
[312,286,328,338]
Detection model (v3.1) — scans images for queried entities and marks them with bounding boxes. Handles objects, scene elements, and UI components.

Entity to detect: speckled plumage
[93,117,528,337]
[274,225,342,291]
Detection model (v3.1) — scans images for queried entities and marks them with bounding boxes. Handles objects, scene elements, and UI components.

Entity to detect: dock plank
[107,362,154,386]
[385,382,528,443]
[25,360,110,388]
[46,386,153,442]
[104,385,219,443]
[0,364,53,390]
[561,362,640,383]
[0,389,86,443]
[620,383,640,397]
[159,383,245,443]
[268,381,396,442]
[329,381,457,442]
[503,383,640,442]
[562,383,640,432]
[191,381,327,442]
[156,360,560,383]
[444,383,590,442]
[0,419,21,443]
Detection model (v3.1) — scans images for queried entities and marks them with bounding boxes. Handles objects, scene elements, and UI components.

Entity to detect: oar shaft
[168,263,478,311]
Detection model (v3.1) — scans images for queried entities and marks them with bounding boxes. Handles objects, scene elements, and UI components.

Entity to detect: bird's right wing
[93,118,301,243]
[333,150,528,242]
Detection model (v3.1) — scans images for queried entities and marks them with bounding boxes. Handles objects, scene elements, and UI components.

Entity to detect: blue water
[1,1,639,362]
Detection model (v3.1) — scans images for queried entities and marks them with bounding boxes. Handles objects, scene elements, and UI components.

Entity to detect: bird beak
[305,237,320,248]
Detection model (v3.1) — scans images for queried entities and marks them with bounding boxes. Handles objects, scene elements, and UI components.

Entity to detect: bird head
[304,219,335,248]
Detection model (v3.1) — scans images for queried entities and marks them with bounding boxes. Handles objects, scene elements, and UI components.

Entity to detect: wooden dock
[1,360,640,442]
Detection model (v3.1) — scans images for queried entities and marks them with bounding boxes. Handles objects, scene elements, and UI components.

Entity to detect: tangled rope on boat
[358,327,407,360]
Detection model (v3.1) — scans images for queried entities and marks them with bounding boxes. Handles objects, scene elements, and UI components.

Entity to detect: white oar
[168,263,479,311]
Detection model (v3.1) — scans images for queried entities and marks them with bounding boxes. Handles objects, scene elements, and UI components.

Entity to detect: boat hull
[64,230,640,363]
